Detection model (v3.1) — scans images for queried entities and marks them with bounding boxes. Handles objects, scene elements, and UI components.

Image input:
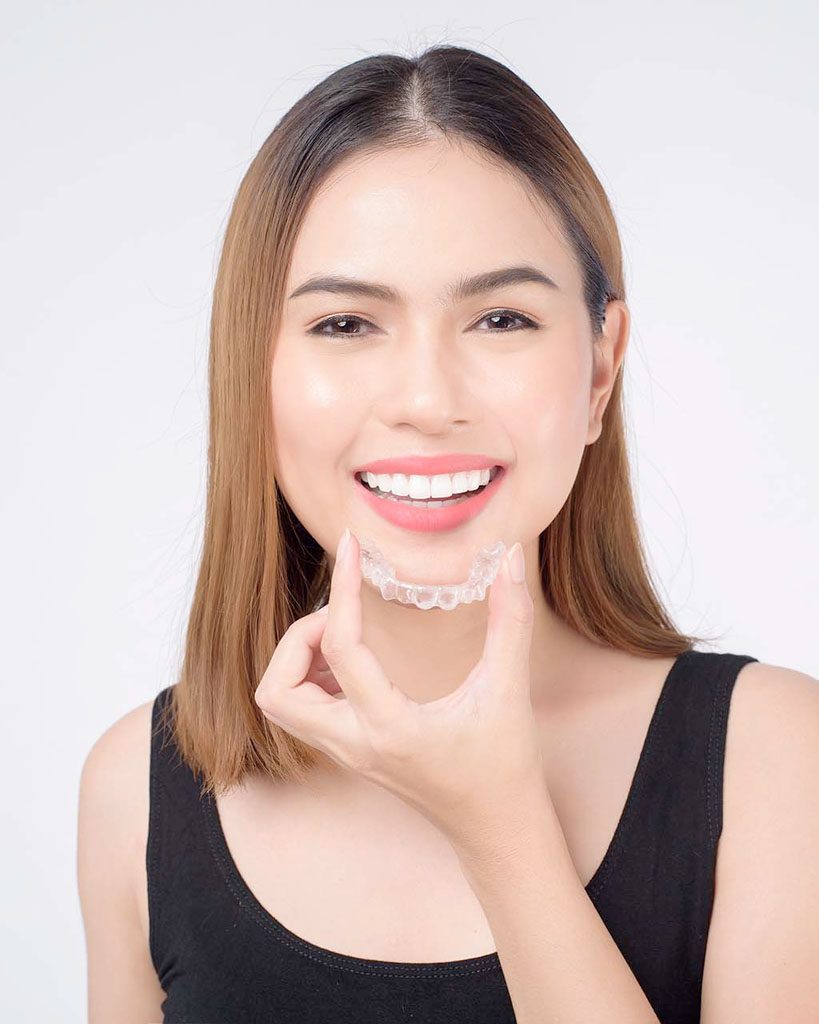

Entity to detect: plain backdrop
[1,1,816,1019]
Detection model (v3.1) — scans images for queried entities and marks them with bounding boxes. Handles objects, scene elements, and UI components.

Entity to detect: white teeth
[359,466,498,499]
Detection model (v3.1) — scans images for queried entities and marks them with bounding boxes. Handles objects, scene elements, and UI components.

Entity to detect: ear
[586,299,630,445]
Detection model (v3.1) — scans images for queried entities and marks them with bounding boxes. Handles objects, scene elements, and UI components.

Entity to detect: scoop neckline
[200,650,689,977]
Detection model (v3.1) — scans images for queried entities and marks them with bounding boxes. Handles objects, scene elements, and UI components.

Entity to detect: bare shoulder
[78,695,164,1023]
[80,696,157,932]
[702,659,819,1020]
[82,695,156,774]
[722,658,819,820]
[724,657,819,760]
[730,656,818,697]
[82,695,156,776]
[80,697,156,873]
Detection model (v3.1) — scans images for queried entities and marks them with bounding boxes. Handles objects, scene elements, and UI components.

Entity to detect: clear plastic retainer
[357,535,508,611]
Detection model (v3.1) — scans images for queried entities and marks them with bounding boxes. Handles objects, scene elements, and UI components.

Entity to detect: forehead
[286,139,580,298]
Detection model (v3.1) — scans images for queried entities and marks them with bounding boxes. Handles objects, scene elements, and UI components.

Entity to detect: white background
[1,1,816,1019]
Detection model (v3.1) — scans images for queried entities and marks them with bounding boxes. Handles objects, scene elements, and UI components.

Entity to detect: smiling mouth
[354,466,503,508]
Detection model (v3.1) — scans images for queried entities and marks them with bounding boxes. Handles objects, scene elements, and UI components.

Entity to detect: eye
[308,315,374,339]
[474,309,539,333]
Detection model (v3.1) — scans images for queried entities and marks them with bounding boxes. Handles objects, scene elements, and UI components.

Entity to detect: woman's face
[271,138,624,586]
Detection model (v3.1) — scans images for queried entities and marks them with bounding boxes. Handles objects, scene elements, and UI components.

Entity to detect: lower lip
[353,467,507,533]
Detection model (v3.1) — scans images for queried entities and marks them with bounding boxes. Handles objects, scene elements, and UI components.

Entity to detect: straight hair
[159,45,714,797]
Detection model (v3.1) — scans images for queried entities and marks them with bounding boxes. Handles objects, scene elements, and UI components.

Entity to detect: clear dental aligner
[357,535,508,611]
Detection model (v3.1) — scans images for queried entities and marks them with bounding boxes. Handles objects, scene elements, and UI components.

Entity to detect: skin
[270,135,630,719]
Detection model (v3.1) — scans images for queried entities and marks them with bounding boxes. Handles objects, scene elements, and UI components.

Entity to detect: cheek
[508,343,592,514]
[506,331,591,433]
[270,349,353,503]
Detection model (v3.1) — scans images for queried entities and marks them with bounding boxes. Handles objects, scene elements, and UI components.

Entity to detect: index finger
[322,529,401,730]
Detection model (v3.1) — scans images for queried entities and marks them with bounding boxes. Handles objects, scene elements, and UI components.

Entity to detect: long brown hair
[159,44,714,797]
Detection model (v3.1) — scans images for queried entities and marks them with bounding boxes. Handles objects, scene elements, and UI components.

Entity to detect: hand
[254,530,546,849]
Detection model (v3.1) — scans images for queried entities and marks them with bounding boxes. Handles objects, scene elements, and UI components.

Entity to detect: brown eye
[309,315,373,338]
[475,309,538,332]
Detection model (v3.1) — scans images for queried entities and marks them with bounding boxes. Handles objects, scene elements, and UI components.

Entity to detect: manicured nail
[507,542,526,583]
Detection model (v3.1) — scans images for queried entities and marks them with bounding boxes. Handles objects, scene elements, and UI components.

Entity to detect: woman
[77,44,819,1024]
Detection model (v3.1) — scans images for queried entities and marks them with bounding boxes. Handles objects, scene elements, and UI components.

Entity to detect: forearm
[452,783,660,1024]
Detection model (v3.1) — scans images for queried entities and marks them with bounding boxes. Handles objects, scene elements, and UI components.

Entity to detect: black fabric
[147,648,758,1023]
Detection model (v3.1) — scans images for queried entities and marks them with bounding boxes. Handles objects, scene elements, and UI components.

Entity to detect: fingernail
[337,527,351,563]
[507,542,526,583]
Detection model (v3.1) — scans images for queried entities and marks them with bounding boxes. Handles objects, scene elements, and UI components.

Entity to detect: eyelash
[308,309,539,340]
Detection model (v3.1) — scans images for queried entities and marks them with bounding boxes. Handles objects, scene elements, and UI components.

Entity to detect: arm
[454,777,660,1024]
[453,663,819,1024]
[700,663,819,1022]
[77,703,165,1024]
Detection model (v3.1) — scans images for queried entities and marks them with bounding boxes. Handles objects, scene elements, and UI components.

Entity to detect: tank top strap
[700,650,759,847]
[604,648,758,887]
[643,649,759,851]
[149,684,206,805]
[588,648,758,1021]
[147,684,214,984]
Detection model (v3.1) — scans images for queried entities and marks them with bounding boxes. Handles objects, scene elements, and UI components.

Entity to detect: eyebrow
[287,264,560,305]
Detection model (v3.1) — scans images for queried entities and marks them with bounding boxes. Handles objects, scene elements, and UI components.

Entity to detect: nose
[380,331,472,427]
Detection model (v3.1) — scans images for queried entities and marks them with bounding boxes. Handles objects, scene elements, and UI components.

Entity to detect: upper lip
[353,454,507,476]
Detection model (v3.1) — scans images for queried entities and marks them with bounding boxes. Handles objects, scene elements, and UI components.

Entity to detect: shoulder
[724,657,819,761]
[80,696,157,805]
[702,661,819,1016]
[79,696,158,906]
[77,695,167,1018]
[723,658,819,812]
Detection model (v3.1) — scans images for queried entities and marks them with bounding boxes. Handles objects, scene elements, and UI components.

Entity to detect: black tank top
[147,648,757,1023]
